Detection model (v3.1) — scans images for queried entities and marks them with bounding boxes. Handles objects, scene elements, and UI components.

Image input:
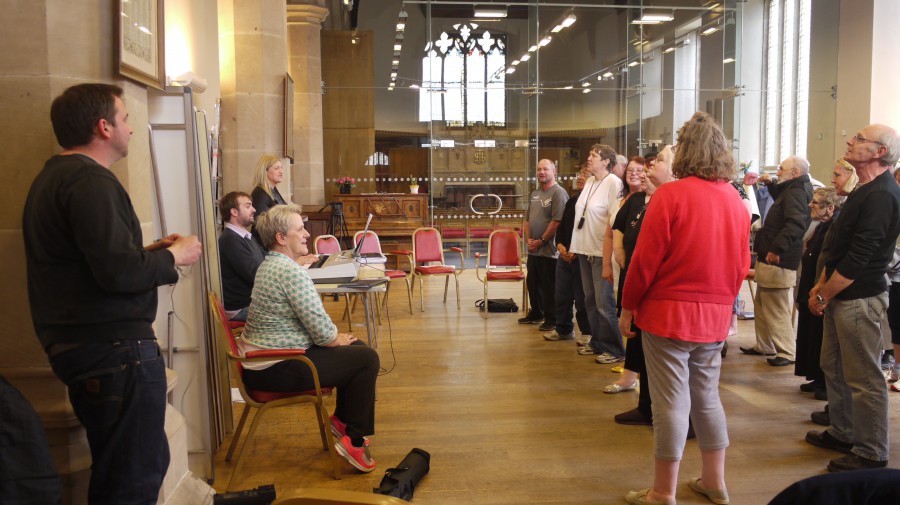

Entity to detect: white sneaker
[543,330,575,341]
[595,352,625,364]
[576,335,592,347]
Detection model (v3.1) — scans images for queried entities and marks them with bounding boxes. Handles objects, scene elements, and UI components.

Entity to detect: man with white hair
[805,124,900,472]
[740,156,813,366]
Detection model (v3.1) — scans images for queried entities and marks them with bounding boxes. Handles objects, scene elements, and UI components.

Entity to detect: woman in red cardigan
[620,112,751,505]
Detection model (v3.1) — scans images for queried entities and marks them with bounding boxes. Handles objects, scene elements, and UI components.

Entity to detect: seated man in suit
[218,191,265,321]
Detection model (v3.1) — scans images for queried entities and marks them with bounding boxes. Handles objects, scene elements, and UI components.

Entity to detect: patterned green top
[243,251,337,349]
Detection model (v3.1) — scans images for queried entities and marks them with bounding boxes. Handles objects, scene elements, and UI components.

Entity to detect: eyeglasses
[625,168,643,175]
[852,134,884,146]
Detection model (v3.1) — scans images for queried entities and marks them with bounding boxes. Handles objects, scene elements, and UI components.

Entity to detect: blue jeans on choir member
[554,256,590,336]
[49,339,170,505]
[578,254,624,356]
[820,294,890,462]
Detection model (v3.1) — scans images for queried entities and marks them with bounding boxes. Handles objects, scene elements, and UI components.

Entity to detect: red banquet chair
[312,234,356,328]
[409,227,465,311]
[208,293,341,491]
[474,229,528,318]
[353,230,414,314]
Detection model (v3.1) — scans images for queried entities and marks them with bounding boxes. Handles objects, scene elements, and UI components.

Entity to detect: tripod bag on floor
[372,448,431,501]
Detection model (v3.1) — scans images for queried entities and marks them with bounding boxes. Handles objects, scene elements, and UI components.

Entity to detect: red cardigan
[622,176,751,342]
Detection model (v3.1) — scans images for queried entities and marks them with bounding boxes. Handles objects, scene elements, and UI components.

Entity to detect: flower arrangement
[739,160,753,175]
[335,176,356,188]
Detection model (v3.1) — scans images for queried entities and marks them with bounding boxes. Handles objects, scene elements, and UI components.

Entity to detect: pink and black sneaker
[334,435,376,473]
[330,415,369,446]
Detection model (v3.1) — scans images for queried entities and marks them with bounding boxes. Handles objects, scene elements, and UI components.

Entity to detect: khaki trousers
[753,262,797,360]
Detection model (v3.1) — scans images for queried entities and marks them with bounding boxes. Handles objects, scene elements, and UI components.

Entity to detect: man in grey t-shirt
[520,159,569,331]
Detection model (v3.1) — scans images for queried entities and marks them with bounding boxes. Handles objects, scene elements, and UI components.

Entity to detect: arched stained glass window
[419,23,506,126]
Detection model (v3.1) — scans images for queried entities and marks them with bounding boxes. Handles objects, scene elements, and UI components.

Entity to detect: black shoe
[537,321,555,332]
[800,380,824,393]
[827,454,888,472]
[814,388,828,401]
[811,410,830,426]
[517,315,544,324]
[740,346,775,356]
[767,357,795,366]
[614,408,652,426]
[805,430,852,454]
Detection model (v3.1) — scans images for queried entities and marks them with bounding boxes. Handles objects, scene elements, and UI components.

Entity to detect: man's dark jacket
[754,174,813,270]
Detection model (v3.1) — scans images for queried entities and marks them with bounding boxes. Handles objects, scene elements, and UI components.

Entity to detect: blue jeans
[578,254,624,356]
[554,257,590,336]
[820,294,890,461]
[49,340,170,505]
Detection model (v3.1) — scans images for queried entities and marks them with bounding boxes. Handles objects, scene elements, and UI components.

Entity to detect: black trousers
[526,254,558,325]
[242,341,380,439]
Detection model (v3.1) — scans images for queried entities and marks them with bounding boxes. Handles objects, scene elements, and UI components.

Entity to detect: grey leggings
[643,331,730,460]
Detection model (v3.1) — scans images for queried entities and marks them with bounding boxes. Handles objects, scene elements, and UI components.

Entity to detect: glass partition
[353,0,747,249]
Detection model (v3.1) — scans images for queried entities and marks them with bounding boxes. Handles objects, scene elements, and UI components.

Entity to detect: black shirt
[822,170,900,300]
[23,154,178,349]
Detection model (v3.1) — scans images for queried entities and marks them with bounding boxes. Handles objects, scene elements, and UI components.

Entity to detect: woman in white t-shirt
[571,144,626,363]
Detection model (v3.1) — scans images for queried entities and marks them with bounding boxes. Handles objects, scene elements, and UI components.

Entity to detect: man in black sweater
[805,124,900,473]
[740,156,812,366]
[218,191,265,321]
[23,83,202,504]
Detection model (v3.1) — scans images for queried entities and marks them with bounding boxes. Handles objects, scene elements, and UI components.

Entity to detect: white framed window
[419,23,506,126]
[764,0,811,165]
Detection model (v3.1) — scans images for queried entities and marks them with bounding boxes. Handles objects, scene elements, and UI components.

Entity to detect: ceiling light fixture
[396,22,405,31]
[562,13,577,28]
[632,9,674,25]
[474,6,507,18]
[602,71,614,78]
[702,26,719,35]
[519,53,531,61]
[627,60,640,67]
[564,85,573,89]
[723,57,735,64]
[539,36,552,47]
[506,67,516,74]
[551,24,564,33]
[511,60,520,66]
[528,45,538,52]
[582,82,591,87]
[582,88,591,94]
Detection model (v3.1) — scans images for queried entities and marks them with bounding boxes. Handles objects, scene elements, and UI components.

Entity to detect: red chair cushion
[414,229,444,263]
[469,227,492,238]
[416,265,455,275]
[228,320,246,331]
[247,387,334,403]
[441,227,466,239]
[385,269,407,279]
[487,270,525,281]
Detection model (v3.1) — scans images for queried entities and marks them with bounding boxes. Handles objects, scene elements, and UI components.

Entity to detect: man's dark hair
[219,191,252,223]
[50,83,123,149]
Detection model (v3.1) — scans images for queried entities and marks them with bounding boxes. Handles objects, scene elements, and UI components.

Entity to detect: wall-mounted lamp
[171,71,208,93]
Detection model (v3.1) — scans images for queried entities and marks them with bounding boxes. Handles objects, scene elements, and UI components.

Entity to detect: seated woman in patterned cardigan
[241,204,380,473]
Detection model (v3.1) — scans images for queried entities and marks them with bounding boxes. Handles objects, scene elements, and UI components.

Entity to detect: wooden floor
[212,271,900,504]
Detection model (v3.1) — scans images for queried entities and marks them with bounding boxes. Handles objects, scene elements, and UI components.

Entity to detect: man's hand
[145,233,181,252]
[527,238,541,252]
[619,308,636,338]
[743,172,759,186]
[808,283,827,316]
[765,252,781,265]
[602,260,614,283]
[560,251,576,263]
[295,254,319,266]
[167,235,202,266]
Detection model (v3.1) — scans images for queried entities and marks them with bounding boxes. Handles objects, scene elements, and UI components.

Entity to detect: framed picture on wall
[117,0,166,90]
[284,73,295,163]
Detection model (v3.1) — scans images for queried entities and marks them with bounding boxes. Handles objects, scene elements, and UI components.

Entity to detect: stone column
[218,0,291,196]
[287,1,329,205]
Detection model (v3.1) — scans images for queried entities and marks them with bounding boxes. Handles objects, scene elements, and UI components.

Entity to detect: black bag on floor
[372,448,431,501]
[475,298,519,312]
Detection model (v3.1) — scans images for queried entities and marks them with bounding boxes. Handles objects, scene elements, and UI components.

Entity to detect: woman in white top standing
[571,144,626,363]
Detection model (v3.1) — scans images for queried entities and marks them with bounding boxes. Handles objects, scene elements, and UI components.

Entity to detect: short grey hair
[254,204,303,250]
[872,125,900,166]
[785,156,810,175]
[616,154,628,168]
